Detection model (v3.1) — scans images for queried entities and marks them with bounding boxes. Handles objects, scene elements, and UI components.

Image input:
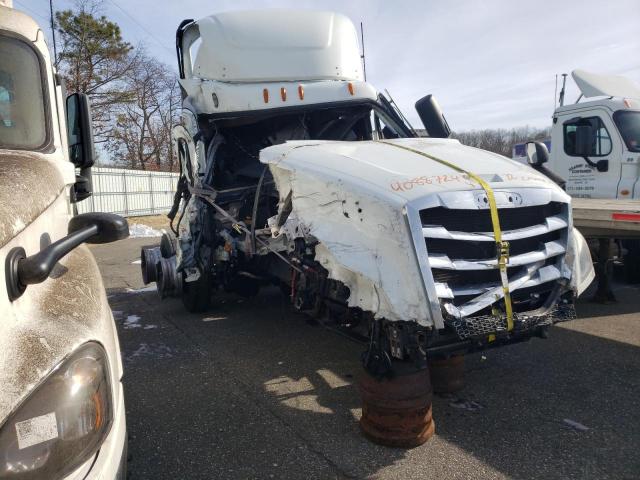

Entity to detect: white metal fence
[76,167,179,217]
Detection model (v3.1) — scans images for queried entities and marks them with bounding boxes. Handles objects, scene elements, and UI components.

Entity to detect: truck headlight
[0,342,113,479]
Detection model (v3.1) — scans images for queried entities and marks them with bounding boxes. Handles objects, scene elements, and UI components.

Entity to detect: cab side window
[563,116,612,157]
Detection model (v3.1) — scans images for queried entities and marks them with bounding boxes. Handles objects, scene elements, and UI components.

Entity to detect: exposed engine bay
[166,99,412,315]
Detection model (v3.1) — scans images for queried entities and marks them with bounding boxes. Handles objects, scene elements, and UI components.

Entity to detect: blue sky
[16,0,640,131]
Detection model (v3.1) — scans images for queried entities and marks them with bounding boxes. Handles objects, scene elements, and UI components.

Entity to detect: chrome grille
[419,201,570,325]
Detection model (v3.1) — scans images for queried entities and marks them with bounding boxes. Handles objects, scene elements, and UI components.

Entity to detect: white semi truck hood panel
[261,138,569,327]
[261,138,557,203]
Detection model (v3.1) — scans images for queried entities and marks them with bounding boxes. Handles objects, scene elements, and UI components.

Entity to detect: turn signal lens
[347,82,355,95]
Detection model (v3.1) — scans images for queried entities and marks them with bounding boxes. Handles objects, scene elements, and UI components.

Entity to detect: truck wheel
[181,271,212,312]
[624,240,640,284]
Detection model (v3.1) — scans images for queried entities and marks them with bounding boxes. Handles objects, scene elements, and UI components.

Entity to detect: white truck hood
[261,137,556,204]
[261,138,569,327]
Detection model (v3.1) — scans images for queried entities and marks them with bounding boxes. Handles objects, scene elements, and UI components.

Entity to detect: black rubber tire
[623,240,640,284]
[181,271,212,313]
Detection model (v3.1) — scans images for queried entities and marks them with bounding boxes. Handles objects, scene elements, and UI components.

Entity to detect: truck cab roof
[177,9,375,116]
[553,70,640,116]
[555,96,640,116]
[0,5,41,41]
[573,69,640,100]
[186,9,363,83]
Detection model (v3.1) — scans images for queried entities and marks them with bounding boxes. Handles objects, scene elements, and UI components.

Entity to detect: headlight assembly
[0,342,113,479]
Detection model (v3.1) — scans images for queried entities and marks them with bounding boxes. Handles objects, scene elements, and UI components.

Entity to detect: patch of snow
[125,342,174,362]
[123,315,141,329]
[125,286,156,294]
[563,418,589,431]
[128,223,162,238]
[449,399,484,412]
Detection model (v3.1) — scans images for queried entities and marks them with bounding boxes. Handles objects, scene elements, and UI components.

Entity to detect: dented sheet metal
[261,138,594,327]
[266,159,430,325]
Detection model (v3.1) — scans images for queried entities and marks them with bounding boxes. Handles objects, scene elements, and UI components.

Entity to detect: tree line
[451,126,552,158]
[54,2,551,171]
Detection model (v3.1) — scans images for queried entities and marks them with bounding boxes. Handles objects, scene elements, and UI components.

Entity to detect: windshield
[0,35,48,150]
[613,110,640,153]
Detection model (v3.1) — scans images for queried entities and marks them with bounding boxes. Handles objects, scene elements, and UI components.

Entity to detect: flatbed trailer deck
[572,198,640,238]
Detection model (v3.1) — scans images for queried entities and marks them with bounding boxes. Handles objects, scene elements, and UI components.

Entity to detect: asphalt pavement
[91,237,640,480]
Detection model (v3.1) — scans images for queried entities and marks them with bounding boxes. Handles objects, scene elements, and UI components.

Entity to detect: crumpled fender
[267,163,433,327]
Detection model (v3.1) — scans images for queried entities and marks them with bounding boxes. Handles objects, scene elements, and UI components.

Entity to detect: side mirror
[5,213,129,301]
[415,94,451,139]
[525,141,549,166]
[68,212,130,244]
[524,141,566,188]
[574,124,593,156]
[66,93,96,169]
[66,93,96,203]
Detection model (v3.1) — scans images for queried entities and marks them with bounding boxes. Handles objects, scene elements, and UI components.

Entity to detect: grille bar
[428,240,566,270]
[444,263,560,318]
[435,264,562,299]
[420,202,564,232]
[422,214,567,242]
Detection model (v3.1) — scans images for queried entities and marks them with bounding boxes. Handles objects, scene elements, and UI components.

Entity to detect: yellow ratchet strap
[380,141,514,331]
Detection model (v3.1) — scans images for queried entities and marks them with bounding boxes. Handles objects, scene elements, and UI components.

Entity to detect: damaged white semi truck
[141,9,595,447]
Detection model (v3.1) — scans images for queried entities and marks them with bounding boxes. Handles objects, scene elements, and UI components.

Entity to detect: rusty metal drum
[359,368,435,448]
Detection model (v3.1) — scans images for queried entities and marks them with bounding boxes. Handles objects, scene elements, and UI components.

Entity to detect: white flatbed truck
[522,70,640,298]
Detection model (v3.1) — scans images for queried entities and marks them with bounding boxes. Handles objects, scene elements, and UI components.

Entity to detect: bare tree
[106,53,180,171]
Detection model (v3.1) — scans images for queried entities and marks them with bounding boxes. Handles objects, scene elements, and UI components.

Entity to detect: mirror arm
[582,155,598,168]
[582,155,599,169]
[6,225,98,301]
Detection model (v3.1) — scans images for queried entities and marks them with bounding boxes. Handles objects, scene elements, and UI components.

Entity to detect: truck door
[551,110,622,199]
[612,110,640,199]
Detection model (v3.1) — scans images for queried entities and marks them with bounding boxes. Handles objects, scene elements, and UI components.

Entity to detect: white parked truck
[0,2,129,478]
[517,70,640,200]
[520,70,640,292]
[142,9,595,445]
